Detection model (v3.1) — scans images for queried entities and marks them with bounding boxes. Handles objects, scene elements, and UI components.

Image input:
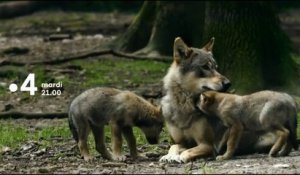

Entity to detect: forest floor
[0,9,300,174]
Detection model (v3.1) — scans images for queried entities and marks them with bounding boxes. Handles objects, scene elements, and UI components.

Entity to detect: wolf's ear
[202,37,215,52]
[174,37,192,63]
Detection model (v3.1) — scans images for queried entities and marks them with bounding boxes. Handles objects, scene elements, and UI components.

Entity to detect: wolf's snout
[222,79,231,91]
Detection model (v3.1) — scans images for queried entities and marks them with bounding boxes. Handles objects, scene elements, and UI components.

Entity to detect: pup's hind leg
[90,124,112,160]
[269,127,289,157]
[111,124,126,161]
[77,122,92,161]
[217,129,229,154]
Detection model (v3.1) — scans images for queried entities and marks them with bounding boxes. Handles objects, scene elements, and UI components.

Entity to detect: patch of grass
[201,165,215,174]
[72,58,169,89]
[0,66,30,96]
[0,86,6,96]
[33,126,70,141]
[0,118,170,156]
[0,122,28,148]
[32,66,52,87]
[0,120,71,149]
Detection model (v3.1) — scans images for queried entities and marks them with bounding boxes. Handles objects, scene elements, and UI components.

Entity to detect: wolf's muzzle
[221,79,231,92]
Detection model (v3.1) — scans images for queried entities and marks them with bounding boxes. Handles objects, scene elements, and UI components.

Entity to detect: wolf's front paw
[216,155,228,161]
[159,154,183,163]
[112,155,127,162]
[83,155,93,162]
[179,152,190,163]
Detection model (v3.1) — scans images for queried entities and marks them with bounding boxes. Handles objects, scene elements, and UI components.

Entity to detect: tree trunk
[113,1,157,52]
[114,1,205,56]
[203,2,299,93]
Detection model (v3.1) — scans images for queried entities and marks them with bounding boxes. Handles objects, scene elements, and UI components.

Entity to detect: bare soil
[0,10,300,174]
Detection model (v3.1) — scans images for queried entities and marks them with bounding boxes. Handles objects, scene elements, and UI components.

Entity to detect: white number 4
[20,73,38,95]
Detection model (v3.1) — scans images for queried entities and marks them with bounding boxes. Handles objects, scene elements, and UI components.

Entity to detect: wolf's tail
[288,110,298,150]
[68,112,79,143]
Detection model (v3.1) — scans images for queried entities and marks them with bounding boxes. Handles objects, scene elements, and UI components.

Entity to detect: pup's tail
[288,110,298,150]
[68,112,79,143]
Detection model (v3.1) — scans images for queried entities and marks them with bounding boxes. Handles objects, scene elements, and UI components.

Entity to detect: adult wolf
[159,37,280,163]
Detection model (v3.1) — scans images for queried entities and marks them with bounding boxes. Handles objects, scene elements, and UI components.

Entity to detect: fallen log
[0,111,68,119]
[0,49,172,67]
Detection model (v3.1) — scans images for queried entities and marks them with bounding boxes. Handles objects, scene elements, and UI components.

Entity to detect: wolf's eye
[202,64,210,70]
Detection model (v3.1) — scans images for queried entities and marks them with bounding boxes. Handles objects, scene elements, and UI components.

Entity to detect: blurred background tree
[114,1,300,94]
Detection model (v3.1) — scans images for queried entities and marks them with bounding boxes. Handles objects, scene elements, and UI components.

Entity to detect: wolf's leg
[90,124,112,160]
[179,143,214,163]
[269,127,289,157]
[77,121,92,161]
[217,128,230,154]
[278,140,292,156]
[159,123,186,163]
[217,122,243,161]
[122,126,141,159]
[159,144,187,163]
[111,123,126,161]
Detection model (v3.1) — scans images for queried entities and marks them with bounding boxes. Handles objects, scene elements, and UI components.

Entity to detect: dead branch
[0,49,172,67]
[0,111,68,119]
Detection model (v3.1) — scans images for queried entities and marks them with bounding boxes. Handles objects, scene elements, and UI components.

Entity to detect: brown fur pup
[68,87,164,161]
[198,90,298,161]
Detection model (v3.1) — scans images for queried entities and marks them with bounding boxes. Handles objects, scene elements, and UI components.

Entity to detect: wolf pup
[198,90,298,161]
[68,87,164,161]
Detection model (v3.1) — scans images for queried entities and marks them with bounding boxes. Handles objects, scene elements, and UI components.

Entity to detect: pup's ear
[202,37,215,52]
[174,37,192,63]
[200,93,208,103]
